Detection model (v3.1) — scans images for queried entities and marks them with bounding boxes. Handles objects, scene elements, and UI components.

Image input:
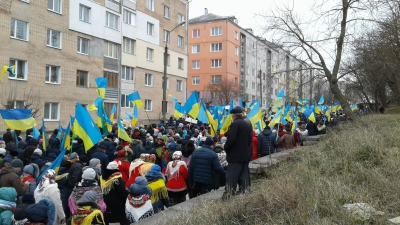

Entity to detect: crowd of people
[0,106,329,224]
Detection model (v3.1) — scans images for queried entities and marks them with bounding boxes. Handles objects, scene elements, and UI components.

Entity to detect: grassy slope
[169,114,400,225]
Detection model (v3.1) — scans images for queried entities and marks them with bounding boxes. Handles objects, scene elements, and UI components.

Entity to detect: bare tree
[204,78,241,106]
[1,84,41,118]
[259,0,369,120]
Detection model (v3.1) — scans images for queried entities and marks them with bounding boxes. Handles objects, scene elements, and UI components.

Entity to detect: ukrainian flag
[1,66,15,80]
[197,100,209,124]
[109,104,116,124]
[95,77,108,98]
[32,127,40,139]
[269,109,282,129]
[0,109,36,130]
[303,108,316,123]
[184,91,200,118]
[220,114,232,135]
[73,102,102,152]
[42,118,47,151]
[206,110,218,136]
[127,91,144,108]
[60,123,71,152]
[174,102,185,118]
[36,148,66,184]
[291,116,298,136]
[125,104,138,127]
[117,118,132,143]
[296,98,303,105]
[318,95,324,105]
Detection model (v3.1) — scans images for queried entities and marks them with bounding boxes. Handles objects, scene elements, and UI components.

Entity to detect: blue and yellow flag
[60,123,71,152]
[0,109,36,130]
[42,118,47,151]
[174,102,185,118]
[318,95,324,105]
[296,98,303,105]
[269,109,282,128]
[73,102,102,152]
[1,66,15,80]
[126,105,139,127]
[197,99,209,124]
[36,148,66,184]
[32,127,40,139]
[291,116,298,135]
[109,104,117,124]
[303,108,316,123]
[127,91,144,108]
[117,118,132,143]
[184,91,200,118]
[94,77,108,98]
[276,90,285,98]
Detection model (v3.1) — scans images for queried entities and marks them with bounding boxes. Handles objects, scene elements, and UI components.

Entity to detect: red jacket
[252,131,259,161]
[115,159,130,184]
[166,163,188,192]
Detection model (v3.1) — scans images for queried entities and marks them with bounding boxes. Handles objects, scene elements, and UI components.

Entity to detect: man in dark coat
[258,126,278,157]
[24,138,38,165]
[29,149,46,169]
[91,146,109,172]
[0,159,28,196]
[67,153,83,189]
[46,138,61,157]
[188,137,226,197]
[306,121,318,136]
[72,138,85,157]
[223,107,252,199]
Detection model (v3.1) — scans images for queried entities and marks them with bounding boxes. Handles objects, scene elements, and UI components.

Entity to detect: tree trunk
[329,79,355,120]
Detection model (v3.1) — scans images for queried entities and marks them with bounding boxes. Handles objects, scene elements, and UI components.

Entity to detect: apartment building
[188,9,241,105]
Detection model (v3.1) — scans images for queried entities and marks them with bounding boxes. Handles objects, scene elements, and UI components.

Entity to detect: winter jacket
[306,122,318,136]
[13,202,31,221]
[131,140,144,161]
[0,187,17,225]
[252,133,259,161]
[30,153,46,169]
[224,117,253,163]
[23,138,38,165]
[25,198,57,225]
[0,164,28,196]
[3,154,14,164]
[34,183,65,224]
[99,140,117,162]
[278,133,296,149]
[91,151,109,173]
[68,162,83,189]
[56,166,71,220]
[47,138,61,157]
[141,141,157,156]
[166,162,188,192]
[21,174,37,195]
[116,159,130,184]
[188,145,226,186]
[258,129,278,156]
[72,143,85,157]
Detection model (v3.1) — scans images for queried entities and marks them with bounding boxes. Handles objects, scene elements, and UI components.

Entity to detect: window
[178,58,184,70]
[252,68,256,76]
[106,12,119,30]
[210,43,222,52]
[211,59,222,68]
[10,19,28,41]
[178,13,185,24]
[192,60,200,69]
[123,37,135,54]
[76,70,88,87]
[121,94,133,108]
[145,73,153,87]
[177,36,183,47]
[253,42,256,49]
[211,27,222,36]
[145,99,152,111]
[235,77,238,86]
[146,48,153,61]
[164,6,170,19]
[9,59,27,80]
[8,100,25,109]
[192,29,200,38]
[211,75,222,84]
[79,5,90,23]
[45,65,61,84]
[235,31,238,40]
[48,0,62,13]
[246,67,249,75]
[146,0,154,11]
[46,29,61,48]
[44,102,59,121]
[234,62,238,70]
[246,81,249,88]
[147,22,154,35]
[252,82,256,90]
[211,92,220,99]
[235,46,239,55]
[192,45,200,54]
[104,41,118,58]
[77,37,89,54]
[192,76,200,85]
[103,71,118,88]
[163,29,169,42]
[123,9,135,26]
[176,80,182,92]
[121,66,134,81]
[252,56,255,63]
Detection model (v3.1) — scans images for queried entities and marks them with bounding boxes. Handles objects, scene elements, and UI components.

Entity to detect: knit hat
[167,137,175,143]
[220,137,227,144]
[129,176,151,196]
[82,168,96,180]
[89,158,101,168]
[11,159,23,168]
[172,151,182,160]
[77,190,97,203]
[69,152,78,160]
[23,164,35,176]
[80,155,89,164]
[107,161,119,170]
[204,137,214,146]
[0,148,6,155]
[33,149,42,156]
[22,193,35,204]
[150,164,161,172]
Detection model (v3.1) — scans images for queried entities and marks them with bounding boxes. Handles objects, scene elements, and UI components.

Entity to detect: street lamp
[162,21,185,122]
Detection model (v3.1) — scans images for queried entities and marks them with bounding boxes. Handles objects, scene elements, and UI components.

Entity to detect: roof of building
[189,13,235,24]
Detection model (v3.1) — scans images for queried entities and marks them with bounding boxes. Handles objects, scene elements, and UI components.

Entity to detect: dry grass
[167,114,400,225]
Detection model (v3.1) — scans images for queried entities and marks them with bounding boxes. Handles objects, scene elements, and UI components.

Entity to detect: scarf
[21,174,36,183]
[37,170,56,190]
[0,199,16,212]
[72,206,104,225]
[79,179,98,187]
[125,195,153,223]
[166,161,187,180]
[100,172,122,195]
[128,160,145,179]
[69,186,106,214]
[139,163,154,176]
[147,179,168,204]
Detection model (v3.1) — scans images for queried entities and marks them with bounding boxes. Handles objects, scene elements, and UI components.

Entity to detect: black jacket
[102,169,129,223]
[224,117,252,163]
[68,162,83,189]
[29,154,46,169]
[24,138,38,165]
[91,150,109,172]
[258,129,278,156]
[72,143,85,157]
[306,122,318,136]
[47,138,61,157]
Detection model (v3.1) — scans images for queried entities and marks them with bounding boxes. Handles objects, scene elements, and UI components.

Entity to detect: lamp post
[162,22,185,122]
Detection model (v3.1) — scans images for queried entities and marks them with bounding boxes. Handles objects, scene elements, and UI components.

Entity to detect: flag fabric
[0,109,36,130]
[73,102,102,152]
[42,118,47,151]
[32,127,40,139]
[272,98,283,113]
[206,110,218,136]
[303,98,310,104]
[127,91,144,108]
[296,98,303,105]
[247,100,264,129]
[60,123,71,152]
[184,91,200,118]
[93,98,111,135]
[14,131,18,148]
[94,77,108,98]
[36,148,66,184]
[109,104,117,124]
[303,108,316,123]
[118,118,132,143]
[174,102,185,118]
[197,100,209,124]
[269,109,282,129]
[318,95,324,105]
[1,66,15,80]
[220,114,232,135]
[229,99,234,113]
[276,90,285,98]
[126,105,139,127]
[291,116,298,135]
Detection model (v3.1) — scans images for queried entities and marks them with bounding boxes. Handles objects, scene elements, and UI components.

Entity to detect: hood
[144,142,153,150]
[30,154,43,160]
[5,143,15,152]
[0,164,15,175]
[18,141,28,150]
[262,129,272,136]
[213,145,224,153]
[0,187,17,201]
[28,138,38,147]
[50,138,60,149]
